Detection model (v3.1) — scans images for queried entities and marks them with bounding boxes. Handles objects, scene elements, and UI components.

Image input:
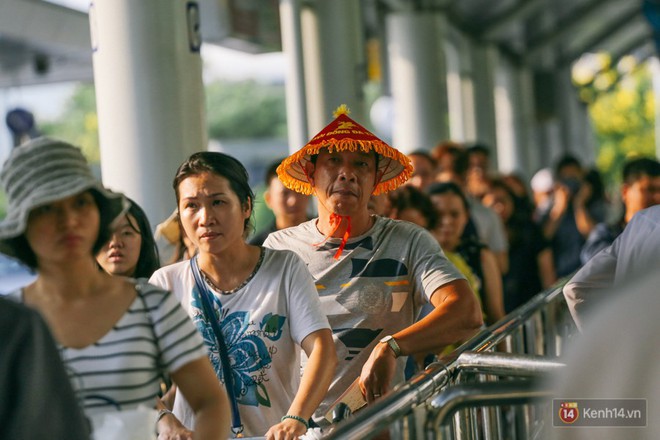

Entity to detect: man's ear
[304,161,316,185]
[263,188,273,210]
[621,183,630,204]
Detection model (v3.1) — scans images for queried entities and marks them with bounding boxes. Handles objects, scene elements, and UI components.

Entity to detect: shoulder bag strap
[190,256,244,437]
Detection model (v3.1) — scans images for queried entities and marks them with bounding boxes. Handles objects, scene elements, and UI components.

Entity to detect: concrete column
[557,67,595,164]
[90,0,205,226]
[445,40,466,142]
[387,12,448,153]
[471,43,499,152]
[494,58,518,174]
[300,0,366,135]
[517,66,543,175]
[279,0,308,153]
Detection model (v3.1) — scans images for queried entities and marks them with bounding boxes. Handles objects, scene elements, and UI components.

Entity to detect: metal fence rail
[322,280,576,440]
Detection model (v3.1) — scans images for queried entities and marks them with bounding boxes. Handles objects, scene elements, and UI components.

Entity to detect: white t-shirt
[264,216,465,420]
[149,247,330,437]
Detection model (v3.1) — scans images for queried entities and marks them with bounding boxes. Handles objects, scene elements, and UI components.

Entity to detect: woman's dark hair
[173,151,255,236]
[427,181,471,213]
[3,189,121,270]
[124,198,160,278]
[387,185,438,229]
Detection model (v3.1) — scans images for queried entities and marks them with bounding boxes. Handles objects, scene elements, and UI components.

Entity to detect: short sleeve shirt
[264,216,464,419]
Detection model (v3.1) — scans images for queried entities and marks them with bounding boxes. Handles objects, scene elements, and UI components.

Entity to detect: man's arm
[359,279,482,402]
[563,242,617,331]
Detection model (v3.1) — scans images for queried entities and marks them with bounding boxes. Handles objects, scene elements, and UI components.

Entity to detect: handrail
[321,280,570,440]
[426,380,554,434]
[323,352,565,439]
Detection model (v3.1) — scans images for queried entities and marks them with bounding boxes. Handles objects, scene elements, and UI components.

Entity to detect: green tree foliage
[573,55,656,188]
[40,83,100,163]
[40,79,287,158]
[205,79,287,139]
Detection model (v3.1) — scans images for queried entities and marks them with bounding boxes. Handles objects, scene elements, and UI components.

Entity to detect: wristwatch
[379,335,401,358]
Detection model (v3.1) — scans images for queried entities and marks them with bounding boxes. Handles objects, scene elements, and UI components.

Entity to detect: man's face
[623,175,660,217]
[408,154,435,190]
[265,177,309,221]
[468,152,489,172]
[307,150,379,216]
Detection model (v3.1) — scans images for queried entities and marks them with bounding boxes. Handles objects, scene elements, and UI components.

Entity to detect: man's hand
[358,341,397,404]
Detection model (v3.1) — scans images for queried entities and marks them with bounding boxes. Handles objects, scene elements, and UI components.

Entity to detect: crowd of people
[1,103,659,439]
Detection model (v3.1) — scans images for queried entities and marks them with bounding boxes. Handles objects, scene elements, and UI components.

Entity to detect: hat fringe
[277,137,413,196]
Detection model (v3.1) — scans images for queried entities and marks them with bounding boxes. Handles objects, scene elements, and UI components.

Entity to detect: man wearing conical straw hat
[264,105,483,424]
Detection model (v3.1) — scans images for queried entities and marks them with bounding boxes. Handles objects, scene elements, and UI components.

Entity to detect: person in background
[430,140,464,182]
[465,143,493,199]
[580,157,660,264]
[0,296,90,440]
[265,106,482,427]
[529,167,555,224]
[150,151,335,439]
[387,185,438,230]
[406,150,437,192]
[433,146,509,274]
[482,178,556,312]
[96,197,161,279]
[0,137,229,440]
[540,154,606,277]
[367,193,391,217]
[154,210,197,265]
[249,157,311,246]
[428,182,505,325]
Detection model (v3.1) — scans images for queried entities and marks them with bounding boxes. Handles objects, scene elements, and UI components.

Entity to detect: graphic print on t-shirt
[191,294,287,408]
[323,253,410,362]
[335,328,382,361]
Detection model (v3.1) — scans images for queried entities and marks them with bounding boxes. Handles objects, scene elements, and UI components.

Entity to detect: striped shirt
[56,280,208,414]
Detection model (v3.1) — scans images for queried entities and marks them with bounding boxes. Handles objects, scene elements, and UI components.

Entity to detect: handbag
[190,255,245,437]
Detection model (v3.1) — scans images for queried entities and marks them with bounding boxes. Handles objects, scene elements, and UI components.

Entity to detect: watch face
[380,335,392,343]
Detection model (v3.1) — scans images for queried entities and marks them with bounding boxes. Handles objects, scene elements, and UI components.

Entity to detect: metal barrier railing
[322,280,576,440]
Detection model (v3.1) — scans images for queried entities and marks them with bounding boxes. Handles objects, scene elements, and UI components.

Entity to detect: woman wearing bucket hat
[0,137,230,439]
[264,106,482,426]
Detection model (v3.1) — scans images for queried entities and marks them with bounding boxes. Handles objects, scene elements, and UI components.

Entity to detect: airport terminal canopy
[0,0,658,88]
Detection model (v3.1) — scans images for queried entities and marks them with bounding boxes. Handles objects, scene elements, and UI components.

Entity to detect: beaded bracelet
[281,414,309,430]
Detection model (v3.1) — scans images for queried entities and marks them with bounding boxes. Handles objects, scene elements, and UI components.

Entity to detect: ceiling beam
[523,0,623,61]
[480,0,546,41]
[0,0,91,55]
[557,8,646,67]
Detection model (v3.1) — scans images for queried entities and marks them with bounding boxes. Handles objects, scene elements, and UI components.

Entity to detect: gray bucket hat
[0,137,127,240]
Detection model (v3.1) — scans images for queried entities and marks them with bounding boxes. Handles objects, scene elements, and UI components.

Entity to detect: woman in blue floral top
[150,151,336,439]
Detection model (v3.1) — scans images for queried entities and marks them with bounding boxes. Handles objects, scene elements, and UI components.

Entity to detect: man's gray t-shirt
[264,215,464,419]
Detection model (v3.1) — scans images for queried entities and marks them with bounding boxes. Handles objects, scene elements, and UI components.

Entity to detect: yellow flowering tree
[573,54,656,188]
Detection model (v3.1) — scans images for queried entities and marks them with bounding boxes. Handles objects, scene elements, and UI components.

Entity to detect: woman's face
[177,172,250,256]
[25,191,100,266]
[96,213,142,277]
[432,192,469,251]
[482,187,514,223]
